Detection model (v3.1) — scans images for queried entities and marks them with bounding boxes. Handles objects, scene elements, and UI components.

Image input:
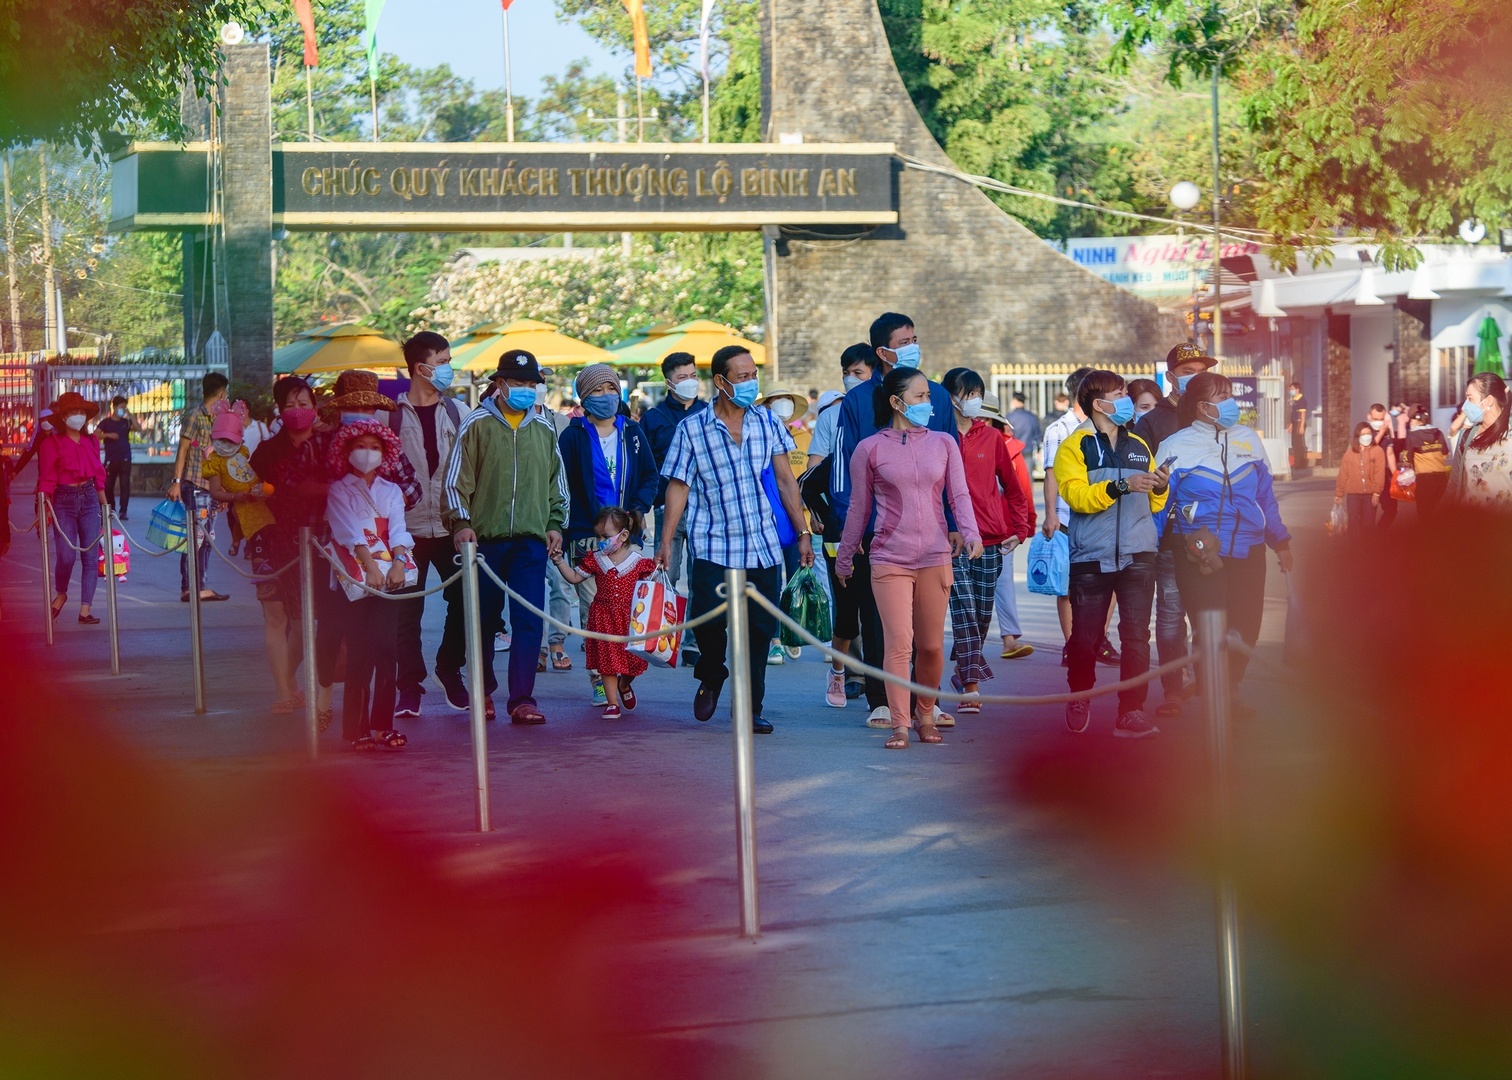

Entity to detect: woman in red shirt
[942,370,1032,711]
[984,394,1036,659]
[37,392,108,624]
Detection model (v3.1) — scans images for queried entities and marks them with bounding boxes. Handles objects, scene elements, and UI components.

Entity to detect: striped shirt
[662,403,797,569]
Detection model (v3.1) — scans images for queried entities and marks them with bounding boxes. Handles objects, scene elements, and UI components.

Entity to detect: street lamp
[1170,183,1203,346]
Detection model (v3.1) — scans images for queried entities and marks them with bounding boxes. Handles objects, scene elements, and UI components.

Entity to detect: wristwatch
[1114,478,1131,496]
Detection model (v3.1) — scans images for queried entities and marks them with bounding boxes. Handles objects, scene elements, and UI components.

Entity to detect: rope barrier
[744,585,1194,707]
[205,535,302,583]
[110,515,183,558]
[311,539,464,600]
[40,497,107,554]
[476,556,731,644]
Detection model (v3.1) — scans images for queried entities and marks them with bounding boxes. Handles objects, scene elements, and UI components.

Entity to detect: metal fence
[28,361,229,461]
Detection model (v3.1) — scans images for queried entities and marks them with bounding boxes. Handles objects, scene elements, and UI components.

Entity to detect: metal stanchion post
[1198,609,1245,1080]
[724,567,760,938]
[299,527,319,760]
[459,540,490,832]
[37,492,54,647]
[186,489,206,714]
[103,504,120,675]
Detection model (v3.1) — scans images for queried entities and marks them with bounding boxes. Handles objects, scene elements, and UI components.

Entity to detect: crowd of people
[15,315,1512,752]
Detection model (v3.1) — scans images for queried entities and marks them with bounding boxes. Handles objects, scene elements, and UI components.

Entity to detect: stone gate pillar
[761,0,1175,389]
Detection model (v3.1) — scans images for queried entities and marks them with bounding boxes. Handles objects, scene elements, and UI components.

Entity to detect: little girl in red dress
[549,506,658,719]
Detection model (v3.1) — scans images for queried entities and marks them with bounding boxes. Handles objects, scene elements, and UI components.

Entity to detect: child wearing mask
[549,506,658,720]
[327,420,416,750]
[202,403,275,558]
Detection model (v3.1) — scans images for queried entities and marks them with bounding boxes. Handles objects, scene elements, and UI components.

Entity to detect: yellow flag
[622,0,652,79]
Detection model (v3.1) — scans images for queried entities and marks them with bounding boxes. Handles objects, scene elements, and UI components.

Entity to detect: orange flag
[292,0,318,66]
[622,0,652,78]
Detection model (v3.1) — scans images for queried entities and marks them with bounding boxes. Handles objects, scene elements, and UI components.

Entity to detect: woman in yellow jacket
[1334,420,1387,540]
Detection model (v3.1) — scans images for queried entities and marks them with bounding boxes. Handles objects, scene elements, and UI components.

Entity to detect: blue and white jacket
[1160,421,1291,558]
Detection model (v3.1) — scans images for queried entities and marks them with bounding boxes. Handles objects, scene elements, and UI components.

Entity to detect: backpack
[389,396,461,435]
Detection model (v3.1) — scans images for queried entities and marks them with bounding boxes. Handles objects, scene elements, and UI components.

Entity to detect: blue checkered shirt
[661,404,797,569]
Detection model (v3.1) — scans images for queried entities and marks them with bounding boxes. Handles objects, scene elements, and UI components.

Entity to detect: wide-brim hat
[1165,342,1218,371]
[489,349,545,384]
[328,370,397,411]
[756,388,809,415]
[327,418,407,478]
[46,392,99,426]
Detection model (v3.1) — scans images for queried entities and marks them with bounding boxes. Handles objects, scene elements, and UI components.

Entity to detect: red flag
[501,0,514,10]
[622,0,651,78]
[293,0,318,67]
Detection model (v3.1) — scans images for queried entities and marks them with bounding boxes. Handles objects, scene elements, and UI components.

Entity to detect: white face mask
[534,384,548,406]
[843,373,867,392]
[1358,433,1374,447]
[957,396,983,419]
[770,399,795,421]
[65,414,88,430]
[1368,419,1384,430]
[349,447,383,473]
[672,377,700,402]
[212,439,240,458]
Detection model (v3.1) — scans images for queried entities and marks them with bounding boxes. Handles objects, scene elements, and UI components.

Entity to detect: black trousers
[105,461,132,516]
[1415,471,1448,516]
[824,545,887,709]
[340,594,398,740]
[1290,434,1308,472]
[316,577,346,688]
[1346,493,1375,541]
[1068,555,1156,714]
[1173,545,1267,688]
[689,559,781,718]
[396,535,466,692]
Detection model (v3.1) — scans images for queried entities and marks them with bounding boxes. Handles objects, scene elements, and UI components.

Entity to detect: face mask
[723,379,760,409]
[890,342,921,369]
[1389,408,1400,417]
[114,407,126,418]
[584,392,620,420]
[425,363,454,392]
[1368,419,1384,430]
[1462,398,1485,425]
[505,387,538,412]
[900,401,934,427]
[532,385,546,406]
[957,396,983,419]
[1208,398,1242,428]
[1176,374,1195,394]
[770,399,795,421]
[64,414,88,431]
[1358,433,1374,447]
[280,406,316,431]
[596,531,626,555]
[672,378,700,402]
[349,447,383,473]
[1099,397,1135,426]
[212,439,240,458]
[341,412,373,426]
[843,374,867,392]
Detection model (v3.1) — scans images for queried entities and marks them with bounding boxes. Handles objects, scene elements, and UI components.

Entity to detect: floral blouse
[1447,426,1512,512]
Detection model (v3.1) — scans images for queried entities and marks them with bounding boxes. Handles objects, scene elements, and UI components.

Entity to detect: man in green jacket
[443,349,567,724]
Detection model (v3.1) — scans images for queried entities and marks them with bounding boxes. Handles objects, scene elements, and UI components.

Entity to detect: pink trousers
[871,562,954,729]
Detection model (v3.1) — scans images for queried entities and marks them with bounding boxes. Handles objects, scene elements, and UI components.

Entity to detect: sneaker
[1114,710,1160,739]
[825,667,847,708]
[844,679,865,700]
[591,676,607,707]
[395,687,422,718]
[495,631,511,652]
[866,705,893,729]
[602,704,622,720]
[785,645,802,660]
[436,670,469,712]
[1155,698,1183,719]
[767,641,785,666]
[1096,637,1121,666]
[1065,699,1090,734]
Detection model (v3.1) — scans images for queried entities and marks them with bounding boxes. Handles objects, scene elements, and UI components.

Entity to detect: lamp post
[1170,182,1202,348]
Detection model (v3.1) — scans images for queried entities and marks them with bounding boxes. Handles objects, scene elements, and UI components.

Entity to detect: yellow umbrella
[274,323,404,375]
[451,319,615,372]
[607,319,765,368]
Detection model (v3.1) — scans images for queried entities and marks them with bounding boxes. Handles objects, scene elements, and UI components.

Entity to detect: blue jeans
[1154,549,1189,698]
[178,481,214,595]
[50,484,101,606]
[478,536,547,712]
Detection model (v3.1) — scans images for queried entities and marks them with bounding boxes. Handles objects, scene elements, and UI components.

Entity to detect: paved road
[0,471,1333,1078]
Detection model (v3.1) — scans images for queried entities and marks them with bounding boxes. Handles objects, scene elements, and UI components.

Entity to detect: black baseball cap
[488,349,546,384]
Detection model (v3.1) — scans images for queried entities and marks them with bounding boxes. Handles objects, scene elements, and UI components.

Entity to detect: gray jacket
[393,392,462,539]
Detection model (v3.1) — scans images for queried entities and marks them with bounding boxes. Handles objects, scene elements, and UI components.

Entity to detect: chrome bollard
[299,527,318,760]
[724,567,760,939]
[186,488,206,714]
[37,492,53,647]
[103,505,120,675]
[1198,609,1245,1080]
[459,541,490,832]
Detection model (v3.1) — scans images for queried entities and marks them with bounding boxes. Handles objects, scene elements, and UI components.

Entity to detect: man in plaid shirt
[168,371,230,603]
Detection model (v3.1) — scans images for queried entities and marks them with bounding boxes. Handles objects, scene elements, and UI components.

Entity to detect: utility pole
[40,145,55,355]
[1210,64,1223,359]
[2,152,21,353]
[617,86,632,258]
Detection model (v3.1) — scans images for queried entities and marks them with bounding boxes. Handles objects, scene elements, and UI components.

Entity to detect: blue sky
[375,0,624,97]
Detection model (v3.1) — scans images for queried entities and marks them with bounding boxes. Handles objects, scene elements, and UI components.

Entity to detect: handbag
[627,570,684,668]
[146,498,188,552]
[779,565,832,647]
[760,463,800,548]
[1026,530,1069,596]
[1389,467,1417,502]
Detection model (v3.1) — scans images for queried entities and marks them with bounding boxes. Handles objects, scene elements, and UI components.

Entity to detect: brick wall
[217,44,274,388]
[1395,300,1431,409]
[760,0,1176,390]
[1325,311,1352,463]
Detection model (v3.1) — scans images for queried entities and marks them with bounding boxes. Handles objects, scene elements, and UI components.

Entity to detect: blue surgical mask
[902,401,934,427]
[1176,374,1195,393]
[505,387,538,412]
[340,411,372,426]
[597,532,626,555]
[584,393,620,420]
[1101,397,1135,426]
[426,363,454,392]
[724,379,761,409]
[1463,398,1485,425]
[1211,398,1242,428]
[843,374,867,392]
[891,343,921,369]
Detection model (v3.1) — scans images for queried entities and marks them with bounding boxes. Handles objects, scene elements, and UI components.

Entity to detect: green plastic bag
[779,565,832,647]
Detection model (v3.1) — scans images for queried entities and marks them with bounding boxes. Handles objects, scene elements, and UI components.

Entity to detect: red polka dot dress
[580,551,659,677]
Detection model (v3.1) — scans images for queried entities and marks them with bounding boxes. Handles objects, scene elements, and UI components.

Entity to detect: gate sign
[111,142,900,233]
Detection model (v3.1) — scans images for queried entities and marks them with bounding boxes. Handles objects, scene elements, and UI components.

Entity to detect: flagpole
[305,64,315,140]
[702,69,710,143]
[502,5,516,142]
[636,77,645,142]
[370,72,380,140]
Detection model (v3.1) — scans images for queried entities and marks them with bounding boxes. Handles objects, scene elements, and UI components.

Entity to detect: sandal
[1001,642,1035,659]
[885,727,910,749]
[374,730,407,749]
[957,699,981,715]
[913,717,943,744]
[351,736,379,751]
[537,650,548,673]
[619,676,637,711]
[316,708,333,733]
[551,649,572,672]
[509,703,546,725]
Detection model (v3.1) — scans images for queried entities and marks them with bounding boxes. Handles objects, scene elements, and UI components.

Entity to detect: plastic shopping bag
[1026,530,1070,597]
[1325,501,1347,538]
[779,565,832,647]
[628,571,685,668]
[97,526,130,581]
[146,498,188,552]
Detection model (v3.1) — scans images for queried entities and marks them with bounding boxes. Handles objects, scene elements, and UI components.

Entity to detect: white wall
[1431,297,1511,351]
[1350,311,1395,422]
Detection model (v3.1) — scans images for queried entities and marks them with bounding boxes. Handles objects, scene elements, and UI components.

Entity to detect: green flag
[363,0,385,80]
[1475,315,1504,377]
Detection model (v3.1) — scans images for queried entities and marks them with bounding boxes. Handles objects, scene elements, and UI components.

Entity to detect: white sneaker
[866,705,893,729]
[825,668,846,708]
[767,641,785,665]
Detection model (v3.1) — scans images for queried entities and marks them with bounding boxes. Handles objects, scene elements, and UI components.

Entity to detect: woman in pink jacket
[836,367,983,748]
